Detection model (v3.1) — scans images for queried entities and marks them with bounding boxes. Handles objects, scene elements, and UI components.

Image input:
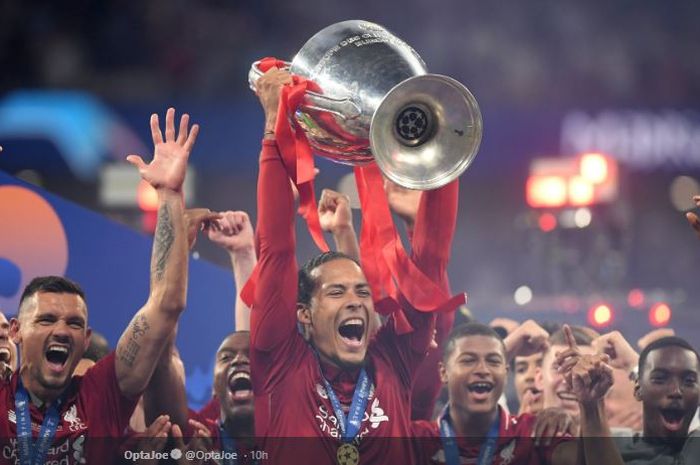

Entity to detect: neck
[221,413,254,440]
[20,369,63,407]
[448,402,499,437]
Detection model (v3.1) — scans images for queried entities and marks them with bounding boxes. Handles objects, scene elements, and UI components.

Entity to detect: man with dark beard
[250,67,458,464]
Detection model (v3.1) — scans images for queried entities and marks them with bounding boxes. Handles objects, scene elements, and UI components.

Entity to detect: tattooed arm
[116,107,198,398]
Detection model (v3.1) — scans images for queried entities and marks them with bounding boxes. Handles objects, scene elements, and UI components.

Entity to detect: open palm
[127,107,199,192]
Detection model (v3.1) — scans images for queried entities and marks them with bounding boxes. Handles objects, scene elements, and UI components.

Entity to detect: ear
[83,327,93,354]
[634,380,642,401]
[9,318,21,345]
[439,361,448,385]
[297,303,311,325]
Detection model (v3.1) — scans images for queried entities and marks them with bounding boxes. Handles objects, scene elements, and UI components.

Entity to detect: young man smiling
[250,68,458,464]
[557,327,700,465]
[0,107,197,464]
[413,323,581,465]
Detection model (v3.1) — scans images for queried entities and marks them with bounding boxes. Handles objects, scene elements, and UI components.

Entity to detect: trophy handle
[248,61,361,121]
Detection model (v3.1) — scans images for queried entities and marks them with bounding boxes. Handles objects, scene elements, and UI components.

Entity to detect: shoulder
[411,419,440,438]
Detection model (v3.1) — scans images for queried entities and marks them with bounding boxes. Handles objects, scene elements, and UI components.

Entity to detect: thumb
[126,154,148,170]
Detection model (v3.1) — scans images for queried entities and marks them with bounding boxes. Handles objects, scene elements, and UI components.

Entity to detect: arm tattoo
[153,203,174,281]
[118,314,151,368]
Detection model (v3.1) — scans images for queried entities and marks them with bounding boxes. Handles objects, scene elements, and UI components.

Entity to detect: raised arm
[552,325,625,465]
[318,188,360,262]
[207,210,257,331]
[250,68,299,352]
[142,209,221,430]
[117,108,196,398]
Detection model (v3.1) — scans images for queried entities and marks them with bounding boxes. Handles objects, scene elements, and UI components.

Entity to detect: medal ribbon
[15,380,64,465]
[439,405,500,465]
[317,362,371,443]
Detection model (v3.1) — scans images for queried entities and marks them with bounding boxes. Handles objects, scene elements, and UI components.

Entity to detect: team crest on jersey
[64,405,87,432]
[499,439,516,465]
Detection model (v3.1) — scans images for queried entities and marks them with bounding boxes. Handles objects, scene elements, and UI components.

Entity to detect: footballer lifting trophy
[249,20,482,190]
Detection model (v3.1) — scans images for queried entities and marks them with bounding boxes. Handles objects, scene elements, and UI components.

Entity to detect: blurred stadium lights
[526,152,618,211]
[649,302,672,327]
[588,303,614,328]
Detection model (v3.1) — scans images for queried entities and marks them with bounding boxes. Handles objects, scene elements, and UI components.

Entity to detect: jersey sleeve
[80,352,139,436]
[250,140,307,394]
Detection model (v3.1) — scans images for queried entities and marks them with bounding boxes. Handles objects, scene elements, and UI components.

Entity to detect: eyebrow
[459,352,504,359]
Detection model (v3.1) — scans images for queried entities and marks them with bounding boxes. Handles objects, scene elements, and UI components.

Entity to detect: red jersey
[250,141,457,465]
[196,397,220,422]
[0,352,138,465]
[412,407,572,465]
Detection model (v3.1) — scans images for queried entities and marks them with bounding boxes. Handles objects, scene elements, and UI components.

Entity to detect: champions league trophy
[249,20,482,190]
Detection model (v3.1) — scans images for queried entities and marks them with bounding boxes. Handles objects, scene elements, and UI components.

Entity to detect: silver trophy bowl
[249,20,482,190]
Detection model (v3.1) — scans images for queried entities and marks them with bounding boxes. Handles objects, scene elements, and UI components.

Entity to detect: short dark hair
[443,322,506,362]
[297,251,360,306]
[19,276,86,316]
[83,331,110,362]
[549,325,595,347]
[638,336,700,379]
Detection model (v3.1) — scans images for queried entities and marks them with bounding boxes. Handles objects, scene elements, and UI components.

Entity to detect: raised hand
[504,320,550,361]
[637,328,675,351]
[318,189,353,234]
[126,108,199,192]
[255,68,293,132]
[171,420,214,465]
[132,415,171,465]
[591,331,639,371]
[570,353,615,404]
[686,195,700,238]
[554,325,582,389]
[383,178,422,229]
[207,210,255,253]
[532,407,575,446]
[184,209,222,250]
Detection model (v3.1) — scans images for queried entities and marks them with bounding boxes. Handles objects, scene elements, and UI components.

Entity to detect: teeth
[342,318,363,327]
[48,346,68,353]
[231,372,250,381]
[0,348,10,356]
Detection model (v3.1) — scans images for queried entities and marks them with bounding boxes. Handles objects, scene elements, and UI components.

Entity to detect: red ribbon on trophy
[241,57,465,323]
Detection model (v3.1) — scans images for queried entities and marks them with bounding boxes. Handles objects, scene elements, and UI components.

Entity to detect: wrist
[331,224,355,235]
[229,245,256,259]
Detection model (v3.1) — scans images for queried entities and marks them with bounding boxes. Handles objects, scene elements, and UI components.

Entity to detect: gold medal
[336,443,360,465]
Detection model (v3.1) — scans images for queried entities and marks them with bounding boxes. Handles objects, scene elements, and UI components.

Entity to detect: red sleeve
[398,179,458,348]
[81,352,139,436]
[250,140,299,353]
[407,180,459,419]
[196,397,221,422]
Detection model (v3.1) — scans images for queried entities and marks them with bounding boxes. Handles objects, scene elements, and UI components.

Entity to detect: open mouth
[45,345,69,372]
[556,391,578,402]
[0,348,10,363]
[338,318,365,348]
[523,386,542,398]
[660,408,686,432]
[227,369,253,401]
[467,382,495,401]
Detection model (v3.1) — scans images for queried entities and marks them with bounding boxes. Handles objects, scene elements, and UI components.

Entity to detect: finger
[188,419,209,434]
[184,123,199,153]
[563,325,578,351]
[177,113,190,145]
[171,423,187,450]
[686,212,700,235]
[126,154,148,171]
[165,107,176,142]
[150,113,163,145]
